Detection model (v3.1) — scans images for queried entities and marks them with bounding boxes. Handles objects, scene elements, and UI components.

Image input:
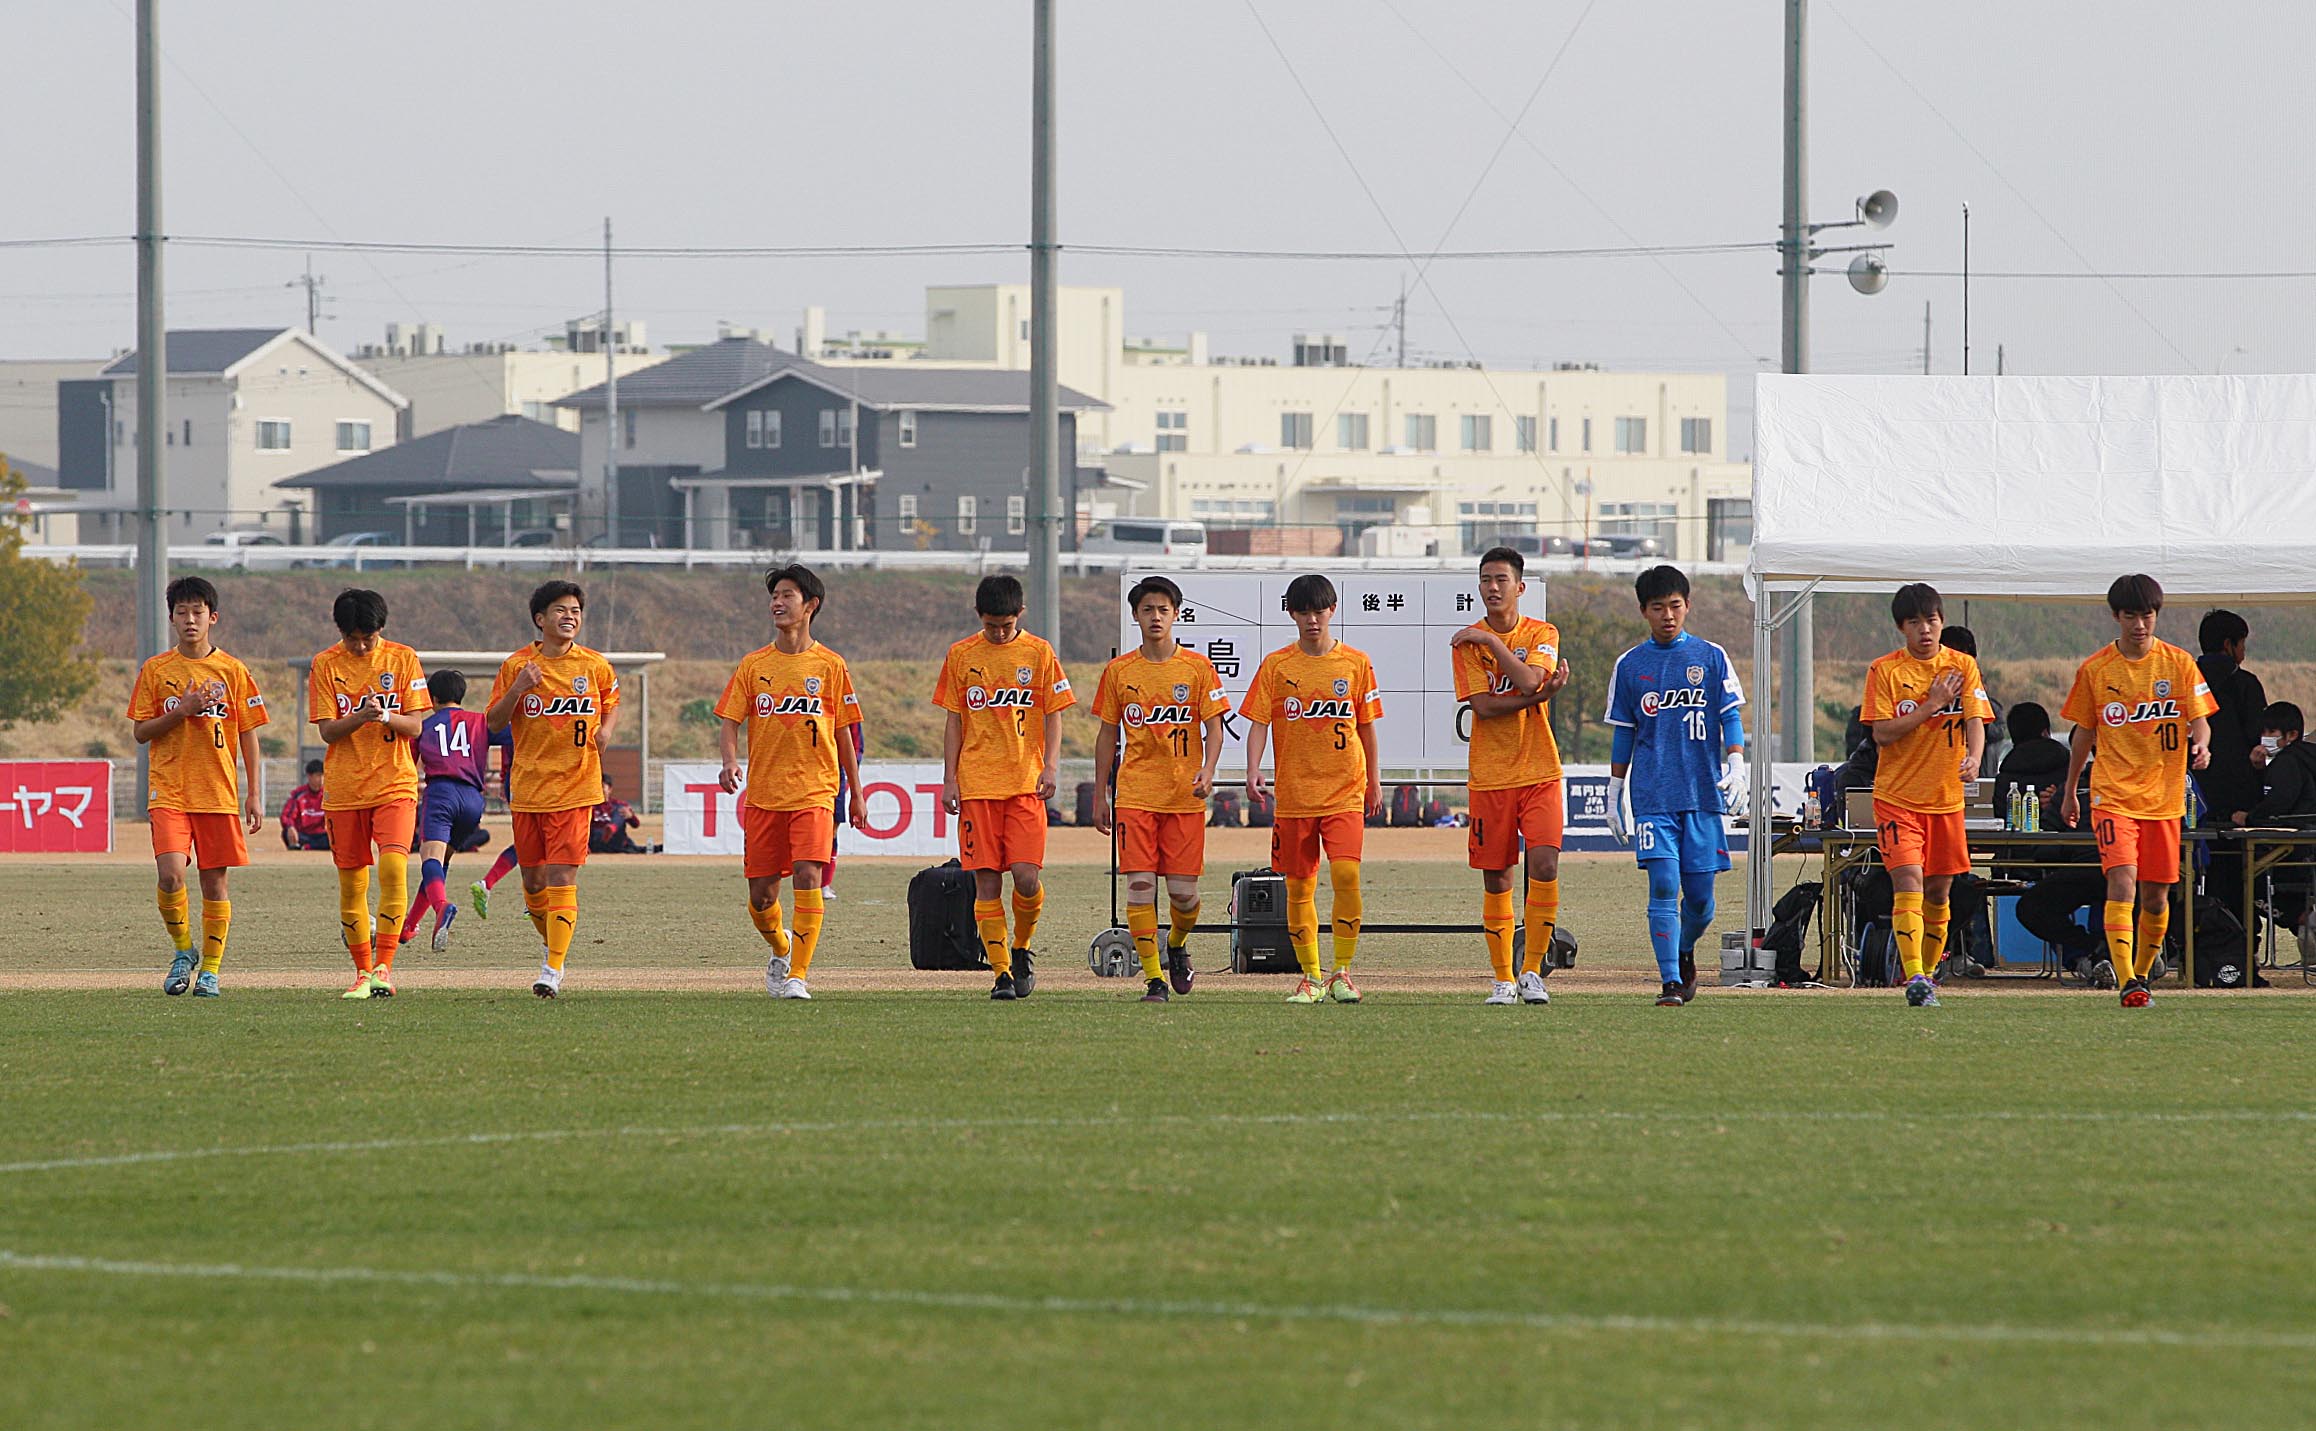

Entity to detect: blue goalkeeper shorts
[1634,811,1731,874]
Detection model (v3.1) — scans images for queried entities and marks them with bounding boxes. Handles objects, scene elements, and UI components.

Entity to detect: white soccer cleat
[779,976,812,1000]
[1484,980,1519,1005]
[764,953,792,996]
[532,962,562,999]
[1517,970,1551,1005]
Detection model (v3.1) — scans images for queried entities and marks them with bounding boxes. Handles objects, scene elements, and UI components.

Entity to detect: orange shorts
[1118,809,1205,877]
[2094,812,2182,883]
[1269,811,1365,880]
[150,808,248,869]
[1466,780,1564,870]
[512,808,591,869]
[959,794,1047,872]
[1873,801,1971,878]
[743,804,836,879]
[325,799,417,871]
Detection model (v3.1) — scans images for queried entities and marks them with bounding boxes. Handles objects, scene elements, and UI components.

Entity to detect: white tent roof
[1750,374,2316,601]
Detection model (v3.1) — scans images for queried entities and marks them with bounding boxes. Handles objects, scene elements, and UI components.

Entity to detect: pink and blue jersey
[419,708,492,789]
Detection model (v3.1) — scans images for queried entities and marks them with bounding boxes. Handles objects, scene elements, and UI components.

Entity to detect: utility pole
[604,217,619,548]
[1393,280,1407,368]
[134,0,168,810]
[1026,0,1062,642]
[1996,342,2005,376]
[290,256,326,335]
[1776,0,1814,767]
[1960,202,1971,376]
[1922,301,1932,375]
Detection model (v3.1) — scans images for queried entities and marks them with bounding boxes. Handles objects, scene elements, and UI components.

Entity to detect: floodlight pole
[1027,0,1063,643]
[1775,0,1816,771]
[133,0,168,810]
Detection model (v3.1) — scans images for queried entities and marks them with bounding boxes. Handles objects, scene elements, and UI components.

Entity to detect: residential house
[271,414,578,545]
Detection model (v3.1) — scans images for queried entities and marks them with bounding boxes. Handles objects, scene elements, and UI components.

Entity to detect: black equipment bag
[907,860,987,971]
[1228,866,1299,974]
[1761,881,1823,985]
[2179,896,2250,988]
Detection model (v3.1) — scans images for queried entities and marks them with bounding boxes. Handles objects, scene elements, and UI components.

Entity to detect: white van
[1080,519,1207,567]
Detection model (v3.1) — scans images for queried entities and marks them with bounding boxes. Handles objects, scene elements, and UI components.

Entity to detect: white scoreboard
[1114,571,1541,772]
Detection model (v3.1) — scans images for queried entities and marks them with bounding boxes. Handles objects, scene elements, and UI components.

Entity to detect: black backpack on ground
[1761,881,1823,985]
[2174,896,2250,988]
[907,860,986,971]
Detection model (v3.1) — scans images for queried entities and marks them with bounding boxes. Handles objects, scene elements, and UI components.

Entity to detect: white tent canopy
[1744,372,2316,936]
[1751,374,2316,601]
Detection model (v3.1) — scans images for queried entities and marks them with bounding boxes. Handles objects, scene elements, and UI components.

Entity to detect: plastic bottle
[1805,784,1822,829]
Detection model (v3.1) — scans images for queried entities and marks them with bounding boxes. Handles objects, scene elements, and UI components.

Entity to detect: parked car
[1590,533,1664,559]
[506,529,563,548]
[183,528,293,568]
[1478,533,1576,559]
[1080,519,1207,568]
[302,531,401,569]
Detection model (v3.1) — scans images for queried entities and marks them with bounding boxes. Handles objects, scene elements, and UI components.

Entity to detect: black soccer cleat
[1656,980,1687,1007]
[1012,949,1036,999]
[990,972,1018,1001]
[1167,946,1196,997]
[1141,977,1170,1003]
[1677,951,1700,1004]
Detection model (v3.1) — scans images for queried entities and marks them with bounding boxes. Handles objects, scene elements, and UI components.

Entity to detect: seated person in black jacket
[1829,706,1877,812]
[2234,702,2316,932]
[1996,703,2108,981]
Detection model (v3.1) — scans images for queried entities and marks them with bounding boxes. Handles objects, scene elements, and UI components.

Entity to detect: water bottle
[1804,784,1822,830]
[2026,788,2040,833]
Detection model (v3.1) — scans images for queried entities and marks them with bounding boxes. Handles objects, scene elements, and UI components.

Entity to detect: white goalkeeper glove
[1717,751,1750,810]
[1605,775,1632,845]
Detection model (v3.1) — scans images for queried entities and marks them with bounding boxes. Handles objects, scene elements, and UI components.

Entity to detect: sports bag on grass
[907,860,987,971]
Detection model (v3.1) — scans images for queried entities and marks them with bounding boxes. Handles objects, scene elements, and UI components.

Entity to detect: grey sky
[9,0,2315,454]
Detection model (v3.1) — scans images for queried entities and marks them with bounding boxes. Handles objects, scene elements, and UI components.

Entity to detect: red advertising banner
[0,760,114,853]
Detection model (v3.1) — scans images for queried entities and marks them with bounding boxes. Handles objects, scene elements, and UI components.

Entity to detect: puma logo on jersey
[524,694,599,718]
[2102,698,2180,727]
[755,694,825,718]
[1122,702,1195,728]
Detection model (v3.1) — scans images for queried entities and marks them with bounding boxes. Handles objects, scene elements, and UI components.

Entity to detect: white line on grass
[3,1247,2312,1352]
[2,1106,2309,1177]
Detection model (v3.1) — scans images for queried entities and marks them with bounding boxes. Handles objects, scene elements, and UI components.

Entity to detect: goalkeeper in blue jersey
[1603,565,1748,1006]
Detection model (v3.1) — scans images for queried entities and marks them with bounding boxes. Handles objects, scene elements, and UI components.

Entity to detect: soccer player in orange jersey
[485,580,621,999]
[1452,547,1571,1006]
[308,588,431,999]
[2059,574,2216,1008]
[935,573,1075,1000]
[1862,583,1993,1008]
[1092,576,1228,1004]
[1241,574,1384,1004]
[717,564,865,1001]
[129,576,269,998]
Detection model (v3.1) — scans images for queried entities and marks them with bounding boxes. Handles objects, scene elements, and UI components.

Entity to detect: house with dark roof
[271,414,578,544]
[57,328,407,542]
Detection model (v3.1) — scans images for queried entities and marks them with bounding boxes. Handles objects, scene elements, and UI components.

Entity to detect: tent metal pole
[1750,590,1776,937]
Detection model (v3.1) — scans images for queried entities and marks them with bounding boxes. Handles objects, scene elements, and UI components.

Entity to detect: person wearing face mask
[2236,703,2316,942]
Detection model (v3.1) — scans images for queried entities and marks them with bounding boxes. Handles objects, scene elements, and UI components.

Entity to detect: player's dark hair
[1939,625,1977,657]
[304,758,324,776]
[1283,573,1338,613]
[2006,701,2050,743]
[975,573,1025,618]
[2108,573,2163,615]
[332,587,389,636]
[430,669,468,706]
[529,579,585,622]
[1632,565,1689,607]
[765,563,826,616]
[1890,583,1943,626]
[2199,608,2248,653]
[1127,576,1184,611]
[1478,545,1525,576]
[165,575,219,613]
[2264,701,2305,739]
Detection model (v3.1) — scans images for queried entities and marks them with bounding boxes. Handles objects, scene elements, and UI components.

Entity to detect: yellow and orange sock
[1481,887,1516,982]
[750,899,791,957]
[1327,859,1364,970]
[975,898,1011,976]
[1892,890,1925,980]
[1521,877,1560,977]
[542,886,578,973]
[374,851,408,972]
[2135,903,2171,981]
[791,886,825,979]
[1167,898,1199,950]
[338,866,374,972]
[2103,900,2136,975]
[1011,886,1046,952]
[1921,897,1952,975]
[1128,902,1162,981]
[524,886,550,942]
[158,886,193,954]
[1284,876,1321,979]
[198,899,231,975]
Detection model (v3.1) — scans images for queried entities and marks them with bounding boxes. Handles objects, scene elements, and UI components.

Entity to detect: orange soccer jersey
[127,648,269,813]
[489,643,621,813]
[1861,647,1993,814]
[715,641,861,812]
[2061,640,2217,821]
[1091,646,1228,814]
[1453,615,1562,792]
[308,639,431,810]
[1238,641,1383,819]
[932,632,1075,801]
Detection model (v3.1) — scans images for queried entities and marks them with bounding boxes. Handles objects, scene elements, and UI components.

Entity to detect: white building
[354,321,661,437]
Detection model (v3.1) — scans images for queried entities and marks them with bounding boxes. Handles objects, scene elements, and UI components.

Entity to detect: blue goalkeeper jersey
[1604,631,1745,815]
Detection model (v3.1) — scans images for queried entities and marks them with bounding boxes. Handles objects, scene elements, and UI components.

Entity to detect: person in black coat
[2234,702,2316,935]
[1998,703,2107,982]
[2196,610,2268,826]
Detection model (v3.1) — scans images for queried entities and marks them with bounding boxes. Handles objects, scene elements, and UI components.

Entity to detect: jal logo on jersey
[965,685,1038,711]
[1638,686,1708,718]
[2102,698,2181,727]
[754,693,825,718]
[524,694,598,718]
[334,691,404,717]
[1121,702,1195,729]
[162,691,231,720]
[1281,696,1354,722]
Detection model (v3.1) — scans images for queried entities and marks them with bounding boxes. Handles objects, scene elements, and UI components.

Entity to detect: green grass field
[6,856,2316,1428]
